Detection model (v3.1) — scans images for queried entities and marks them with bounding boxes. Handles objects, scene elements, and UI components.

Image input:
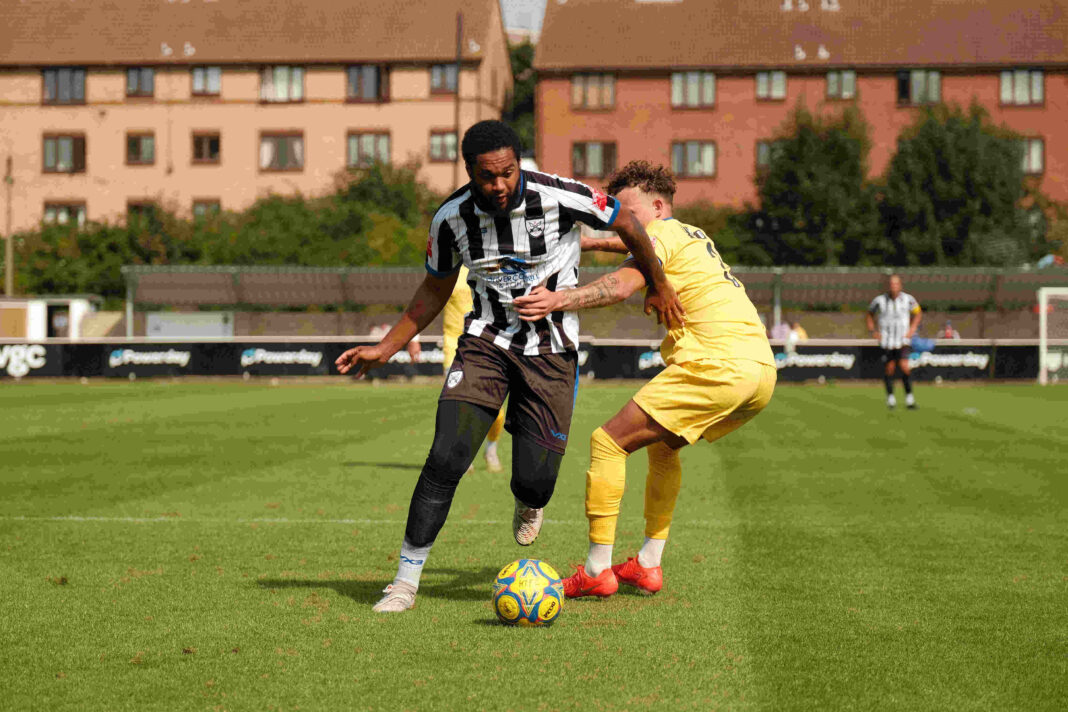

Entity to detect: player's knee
[424,439,473,482]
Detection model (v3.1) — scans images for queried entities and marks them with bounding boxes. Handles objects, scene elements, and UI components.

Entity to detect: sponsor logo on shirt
[446,369,464,388]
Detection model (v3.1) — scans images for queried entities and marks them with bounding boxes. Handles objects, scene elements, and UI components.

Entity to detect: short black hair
[461,120,522,166]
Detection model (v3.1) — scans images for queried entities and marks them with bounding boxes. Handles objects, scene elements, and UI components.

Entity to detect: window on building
[671,141,716,177]
[192,66,222,96]
[671,71,715,108]
[260,66,304,103]
[126,133,155,165]
[1021,138,1044,175]
[42,135,86,173]
[571,73,615,109]
[347,132,390,167]
[826,70,856,99]
[192,200,221,218]
[42,68,86,105]
[430,64,458,93]
[756,140,785,169]
[127,201,160,223]
[347,65,388,102]
[429,131,457,162]
[192,133,221,164]
[756,71,787,100]
[897,69,940,105]
[126,67,154,98]
[43,202,87,227]
[1000,69,1043,106]
[259,133,304,171]
[571,142,617,178]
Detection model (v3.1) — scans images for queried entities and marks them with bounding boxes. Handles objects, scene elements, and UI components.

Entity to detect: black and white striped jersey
[868,292,921,349]
[426,170,620,355]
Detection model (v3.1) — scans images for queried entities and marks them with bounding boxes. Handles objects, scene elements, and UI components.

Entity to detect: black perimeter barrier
[0,340,1042,381]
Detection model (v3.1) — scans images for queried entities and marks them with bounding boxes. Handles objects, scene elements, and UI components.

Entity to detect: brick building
[534,0,1067,206]
[0,0,512,232]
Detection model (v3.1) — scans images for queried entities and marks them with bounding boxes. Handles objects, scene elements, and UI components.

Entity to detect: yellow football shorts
[632,358,776,444]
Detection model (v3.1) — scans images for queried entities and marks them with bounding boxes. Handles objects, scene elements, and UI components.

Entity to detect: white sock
[637,537,666,568]
[395,539,432,588]
[485,440,498,459]
[585,543,613,577]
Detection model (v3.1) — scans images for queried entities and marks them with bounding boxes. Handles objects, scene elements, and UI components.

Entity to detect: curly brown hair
[604,160,677,204]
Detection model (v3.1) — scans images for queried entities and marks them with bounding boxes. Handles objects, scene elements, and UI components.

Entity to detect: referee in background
[866,274,922,409]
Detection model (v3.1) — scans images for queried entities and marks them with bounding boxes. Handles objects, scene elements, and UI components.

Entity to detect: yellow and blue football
[492,558,564,627]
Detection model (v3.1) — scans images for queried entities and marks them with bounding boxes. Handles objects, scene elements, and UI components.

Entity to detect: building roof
[535,0,1068,72]
[0,0,501,66]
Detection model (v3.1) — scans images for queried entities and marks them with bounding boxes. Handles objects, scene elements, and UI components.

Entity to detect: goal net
[1038,287,1068,385]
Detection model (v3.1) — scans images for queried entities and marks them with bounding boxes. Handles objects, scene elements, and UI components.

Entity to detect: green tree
[9,164,442,303]
[749,105,882,266]
[501,41,536,155]
[881,104,1037,265]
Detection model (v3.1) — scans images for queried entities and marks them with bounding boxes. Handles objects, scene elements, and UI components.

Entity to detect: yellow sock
[487,406,506,442]
[644,441,682,540]
[585,427,629,545]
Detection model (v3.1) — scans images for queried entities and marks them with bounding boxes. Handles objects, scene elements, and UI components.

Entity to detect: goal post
[1038,287,1068,385]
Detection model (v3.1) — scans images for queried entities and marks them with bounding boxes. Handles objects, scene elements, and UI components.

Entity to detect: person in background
[866,274,922,410]
[939,321,960,340]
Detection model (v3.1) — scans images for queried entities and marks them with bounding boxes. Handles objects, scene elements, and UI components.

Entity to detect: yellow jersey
[442,265,473,340]
[637,218,773,367]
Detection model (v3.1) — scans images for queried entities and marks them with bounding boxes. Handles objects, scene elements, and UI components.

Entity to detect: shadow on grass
[341,461,423,471]
[256,566,499,604]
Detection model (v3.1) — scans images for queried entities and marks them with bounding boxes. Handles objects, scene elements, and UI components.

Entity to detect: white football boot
[512,499,543,546]
[372,580,417,613]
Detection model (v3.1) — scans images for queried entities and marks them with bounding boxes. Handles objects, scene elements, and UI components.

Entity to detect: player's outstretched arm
[335,271,458,378]
[580,234,630,254]
[608,208,684,327]
[513,267,646,321]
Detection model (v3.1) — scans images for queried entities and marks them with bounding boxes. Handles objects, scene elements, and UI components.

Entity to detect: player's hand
[644,279,685,329]
[335,343,392,378]
[513,286,560,322]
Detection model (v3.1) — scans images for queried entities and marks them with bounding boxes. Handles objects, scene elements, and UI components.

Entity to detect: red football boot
[611,557,663,595]
[562,565,618,599]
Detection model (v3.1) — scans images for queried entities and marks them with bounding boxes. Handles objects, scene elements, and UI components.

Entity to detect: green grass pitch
[1,380,1065,711]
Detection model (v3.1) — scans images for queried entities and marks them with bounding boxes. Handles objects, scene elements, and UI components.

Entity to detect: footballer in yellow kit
[443,265,506,472]
[514,160,775,598]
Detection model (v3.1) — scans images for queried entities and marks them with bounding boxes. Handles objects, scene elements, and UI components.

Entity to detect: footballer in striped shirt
[867,274,922,409]
[335,120,684,613]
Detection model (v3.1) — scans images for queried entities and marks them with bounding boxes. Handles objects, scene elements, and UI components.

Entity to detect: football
[492,558,564,627]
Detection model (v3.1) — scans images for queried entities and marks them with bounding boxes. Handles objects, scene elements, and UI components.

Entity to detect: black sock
[510,433,564,509]
[901,372,913,396]
[884,374,894,396]
[404,400,495,547]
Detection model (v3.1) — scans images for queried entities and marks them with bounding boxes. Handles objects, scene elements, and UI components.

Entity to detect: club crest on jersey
[526,218,544,238]
[425,234,434,259]
[446,369,463,389]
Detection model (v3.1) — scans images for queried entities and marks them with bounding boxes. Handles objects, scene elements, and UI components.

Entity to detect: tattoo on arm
[557,274,623,311]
